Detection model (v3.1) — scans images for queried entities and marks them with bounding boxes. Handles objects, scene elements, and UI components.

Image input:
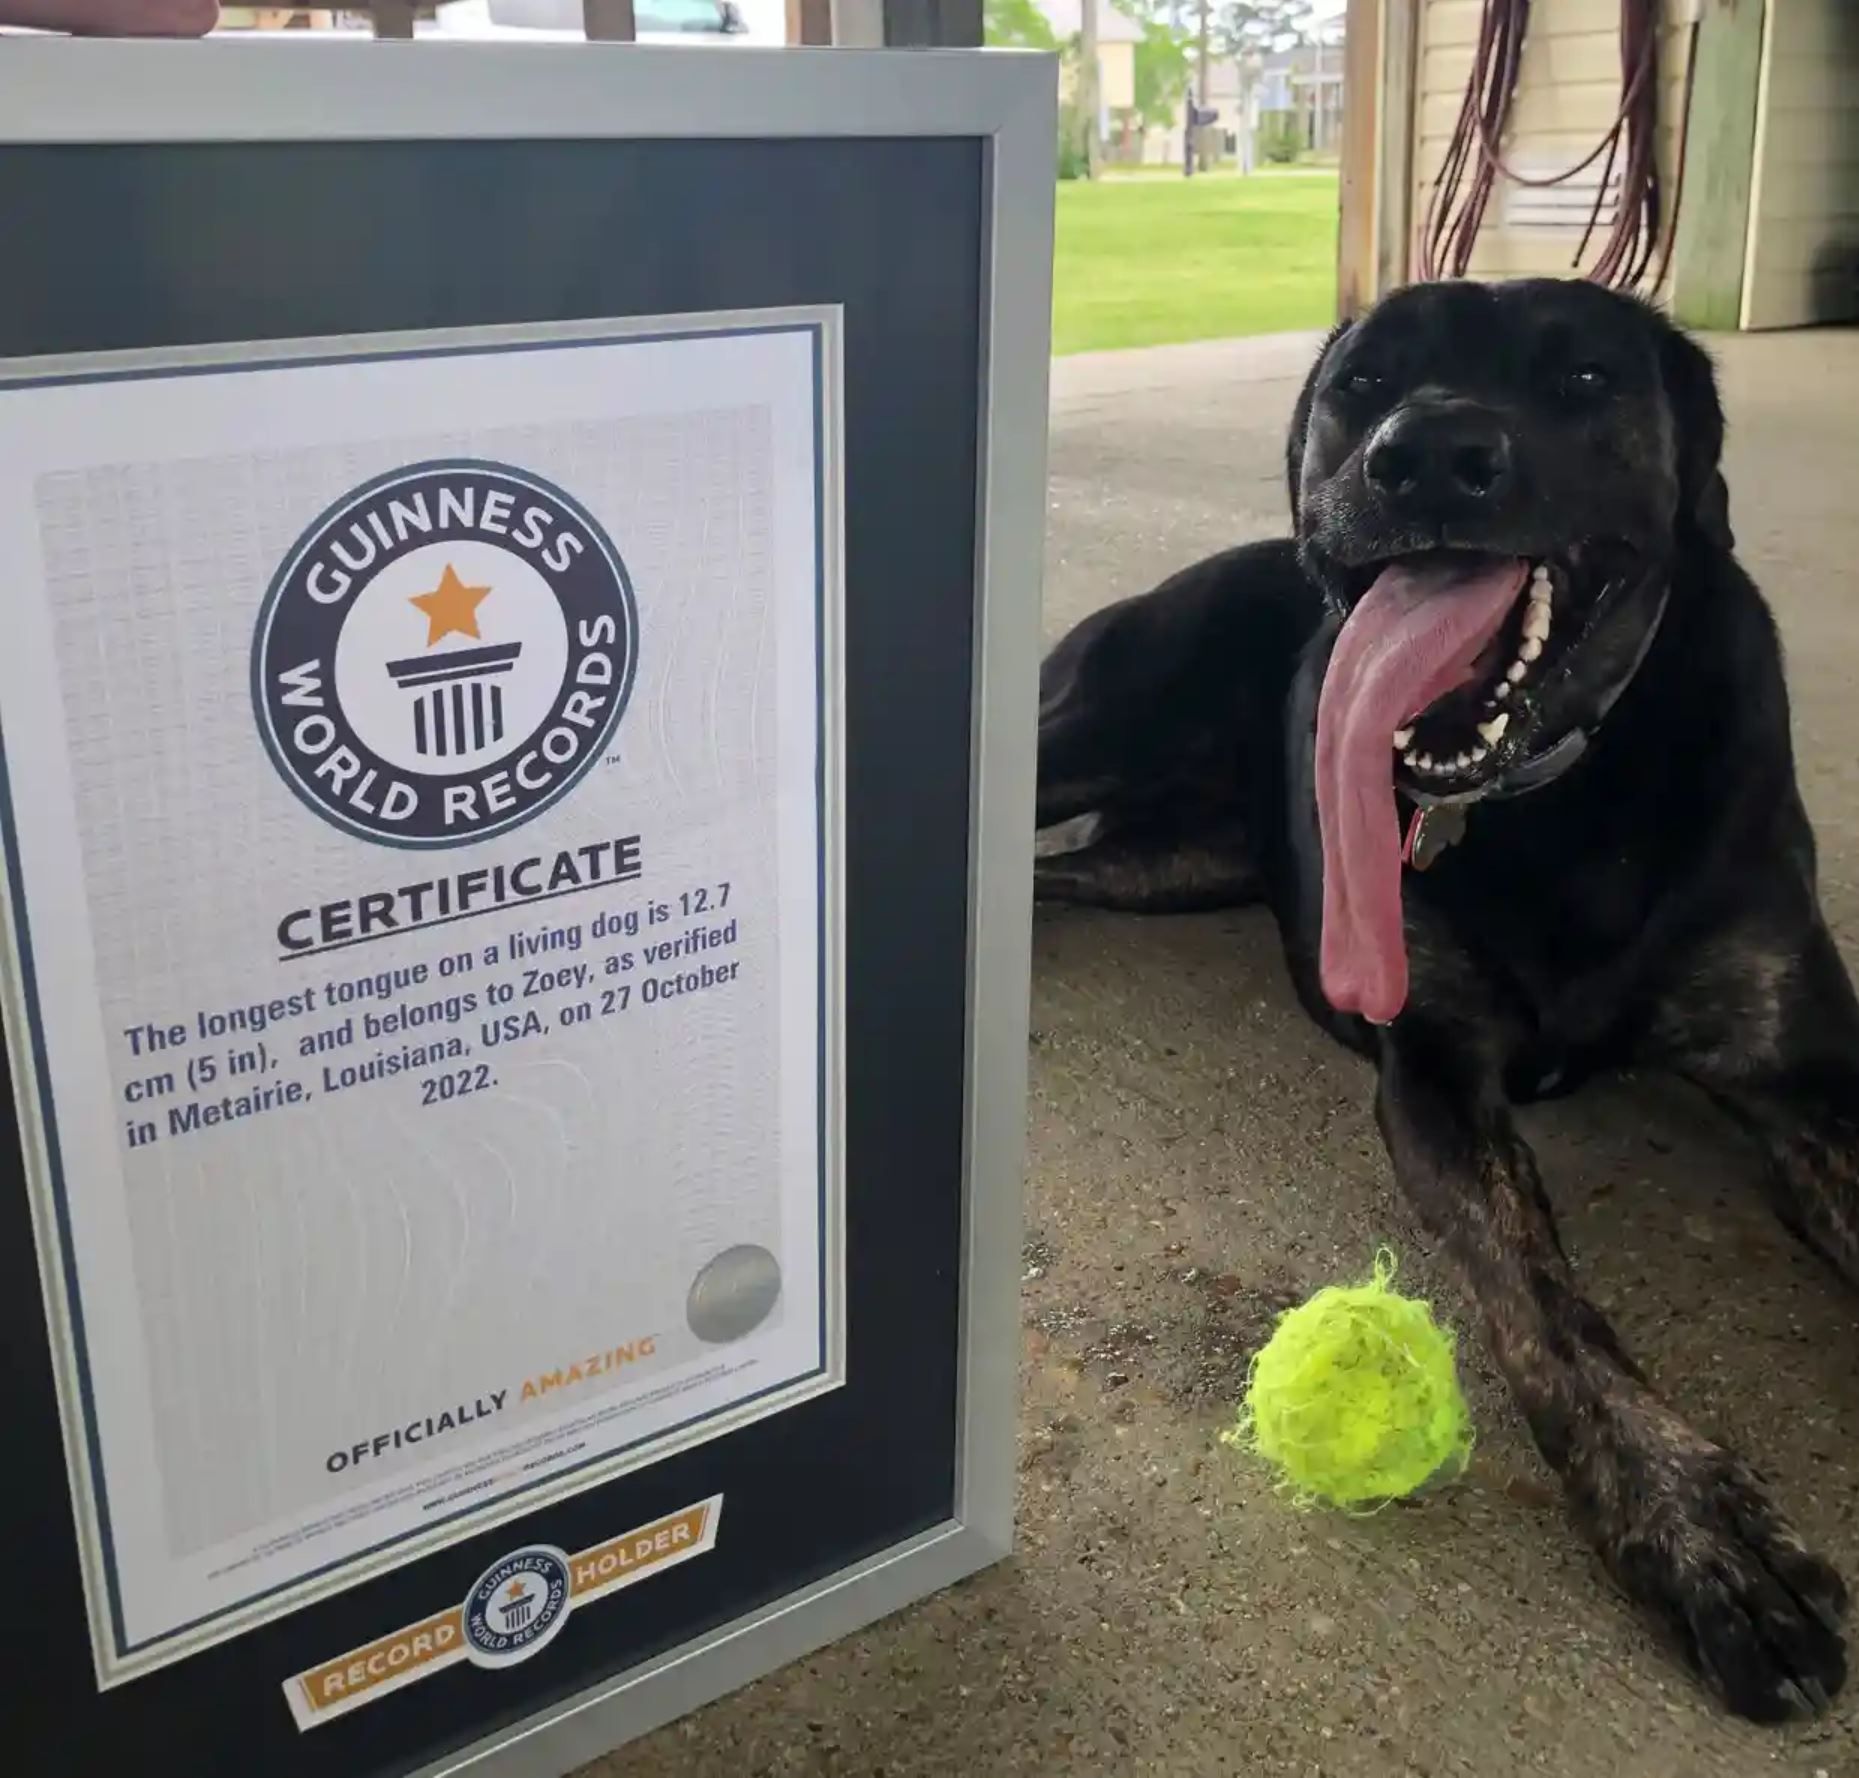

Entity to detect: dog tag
[1404,803,1468,872]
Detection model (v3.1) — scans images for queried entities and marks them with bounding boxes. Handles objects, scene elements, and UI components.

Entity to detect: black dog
[1035,278,1857,1722]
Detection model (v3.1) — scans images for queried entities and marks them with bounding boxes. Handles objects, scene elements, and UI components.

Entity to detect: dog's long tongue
[1316,557,1528,1025]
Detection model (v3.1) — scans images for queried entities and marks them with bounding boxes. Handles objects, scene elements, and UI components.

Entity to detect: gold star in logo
[505,1579,529,1602]
[409,563,492,646]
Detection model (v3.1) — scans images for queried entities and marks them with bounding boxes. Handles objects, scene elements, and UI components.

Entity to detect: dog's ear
[1656,318,1734,555]
[1287,319,1352,524]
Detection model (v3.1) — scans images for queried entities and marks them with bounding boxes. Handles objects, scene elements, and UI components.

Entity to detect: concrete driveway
[591,328,1859,1778]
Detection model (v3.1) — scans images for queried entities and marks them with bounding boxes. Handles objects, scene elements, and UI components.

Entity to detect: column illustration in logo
[387,641,523,759]
[494,1576,539,1633]
[253,462,638,848]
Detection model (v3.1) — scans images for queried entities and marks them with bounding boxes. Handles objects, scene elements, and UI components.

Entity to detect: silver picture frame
[0,36,1054,1776]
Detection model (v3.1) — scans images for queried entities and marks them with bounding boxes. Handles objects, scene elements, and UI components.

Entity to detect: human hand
[0,0,218,33]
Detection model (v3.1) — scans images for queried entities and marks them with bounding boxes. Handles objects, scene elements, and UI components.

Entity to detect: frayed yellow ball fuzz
[1220,1251,1473,1512]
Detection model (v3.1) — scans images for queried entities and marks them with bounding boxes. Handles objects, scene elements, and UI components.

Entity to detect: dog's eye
[1561,364,1612,398]
[1337,369,1384,400]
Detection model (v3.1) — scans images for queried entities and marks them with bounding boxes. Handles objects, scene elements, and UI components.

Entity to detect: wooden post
[1375,0,1419,298]
[1670,0,1767,330]
[1334,0,1381,321]
[1195,0,1209,110]
[369,1,415,38]
[786,0,833,44]
[1079,0,1099,179]
[582,0,635,40]
[1186,0,1209,176]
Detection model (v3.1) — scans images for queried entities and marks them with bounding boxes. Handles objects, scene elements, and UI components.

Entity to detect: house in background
[1257,35,1346,157]
[1122,13,1348,171]
[1138,54,1250,166]
[1035,0,1142,153]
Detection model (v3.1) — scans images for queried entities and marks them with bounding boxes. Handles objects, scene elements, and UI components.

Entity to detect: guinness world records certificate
[0,313,843,1685]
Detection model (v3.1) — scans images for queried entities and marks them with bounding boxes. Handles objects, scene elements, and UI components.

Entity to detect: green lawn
[1052,170,1340,355]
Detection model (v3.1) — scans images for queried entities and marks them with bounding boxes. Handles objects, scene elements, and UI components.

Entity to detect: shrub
[1257,114,1304,164]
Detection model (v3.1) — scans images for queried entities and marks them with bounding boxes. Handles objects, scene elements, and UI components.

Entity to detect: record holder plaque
[0,38,1053,1777]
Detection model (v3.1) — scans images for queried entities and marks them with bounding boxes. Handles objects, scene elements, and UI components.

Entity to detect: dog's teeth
[1494,681,1510,700]
[1531,562,1552,584]
[1506,660,1528,684]
[1392,727,1415,750]
[1471,745,1488,763]
[1453,752,1471,770]
[1415,753,1434,770]
[1476,713,1509,745]
[1520,636,1544,663]
[1522,605,1551,642]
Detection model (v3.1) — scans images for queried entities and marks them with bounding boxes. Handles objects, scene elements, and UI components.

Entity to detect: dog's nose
[1363,407,1514,521]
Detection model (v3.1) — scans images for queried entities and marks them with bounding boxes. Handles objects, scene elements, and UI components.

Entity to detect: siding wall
[1740,0,1859,328]
[1410,0,1694,289]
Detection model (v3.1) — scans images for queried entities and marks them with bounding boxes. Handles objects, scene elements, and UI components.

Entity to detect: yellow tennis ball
[1220,1251,1473,1511]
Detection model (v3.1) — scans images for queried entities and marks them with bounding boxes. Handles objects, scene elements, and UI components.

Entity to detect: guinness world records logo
[460,1544,575,1670]
[253,460,638,848]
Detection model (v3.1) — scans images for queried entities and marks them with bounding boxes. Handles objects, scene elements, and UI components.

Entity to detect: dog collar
[1406,726,1590,811]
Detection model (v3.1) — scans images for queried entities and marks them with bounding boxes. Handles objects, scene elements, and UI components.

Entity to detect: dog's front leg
[1378,1012,1848,1721]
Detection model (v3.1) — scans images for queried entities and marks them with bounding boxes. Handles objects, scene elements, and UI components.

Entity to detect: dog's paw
[1034,812,1107,860]
[1608,1443,1847,1722]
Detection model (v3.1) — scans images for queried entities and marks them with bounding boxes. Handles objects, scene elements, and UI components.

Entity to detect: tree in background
[984,0,1092,178]
[1213,0,1312,57]
[982,0,1059,50]
[1117,1,1313,165]
[1118,0,1311,50]
[1123,6,1194,131]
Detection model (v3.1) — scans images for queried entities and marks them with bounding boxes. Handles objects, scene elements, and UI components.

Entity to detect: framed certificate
[0,37,1052,1777]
